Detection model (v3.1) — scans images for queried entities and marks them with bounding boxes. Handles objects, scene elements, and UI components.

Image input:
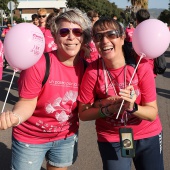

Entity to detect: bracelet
[105,106,114,117]
[98,108,106,118]
[13,113,22,126]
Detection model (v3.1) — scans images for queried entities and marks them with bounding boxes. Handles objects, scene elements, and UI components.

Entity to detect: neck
[103,52,126,69]
[56,51,80,66]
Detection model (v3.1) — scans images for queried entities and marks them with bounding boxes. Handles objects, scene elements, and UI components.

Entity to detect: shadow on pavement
[0,142,46,170]
[0,142,12,170]
[0,68,19,105]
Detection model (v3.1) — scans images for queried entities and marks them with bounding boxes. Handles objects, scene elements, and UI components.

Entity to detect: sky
[110,0,169,9]
[18,0,169,9]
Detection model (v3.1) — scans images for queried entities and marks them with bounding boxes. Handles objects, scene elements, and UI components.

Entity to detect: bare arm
[0,97,37,130]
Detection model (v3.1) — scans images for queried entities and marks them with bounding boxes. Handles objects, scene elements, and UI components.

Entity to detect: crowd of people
[0,7,166,170]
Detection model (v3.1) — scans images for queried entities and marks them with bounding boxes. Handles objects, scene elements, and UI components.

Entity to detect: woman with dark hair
[78,17,164,170]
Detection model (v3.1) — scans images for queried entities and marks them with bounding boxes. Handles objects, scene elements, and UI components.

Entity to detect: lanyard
[102,59,127,96]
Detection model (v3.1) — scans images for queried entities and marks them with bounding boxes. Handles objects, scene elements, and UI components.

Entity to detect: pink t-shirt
[0,40,3,80]
[43,29,57,53]
[2,28,11,36]
[39,26,46,34]
[80,41,99,63]
[13,51,85,144]
[78,58,162,142]
[125,27,135,42]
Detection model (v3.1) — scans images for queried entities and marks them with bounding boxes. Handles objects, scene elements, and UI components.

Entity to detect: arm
[0,97,37,130]
[131,101,158,121]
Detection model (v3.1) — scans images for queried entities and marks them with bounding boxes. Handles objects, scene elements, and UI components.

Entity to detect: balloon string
[1,70,16,113]
[116,54,145,119]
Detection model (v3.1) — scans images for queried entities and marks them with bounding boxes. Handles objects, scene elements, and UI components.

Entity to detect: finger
[0,112,8,130]
[5,111,13,128]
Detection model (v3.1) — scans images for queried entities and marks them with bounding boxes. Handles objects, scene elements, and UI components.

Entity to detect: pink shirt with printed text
[78,58,162,142]
[43,29,57,53]
[13,51,85,144]
[0,40,3,80]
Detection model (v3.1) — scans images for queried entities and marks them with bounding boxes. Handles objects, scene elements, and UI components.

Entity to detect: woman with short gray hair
[0,8,92,170]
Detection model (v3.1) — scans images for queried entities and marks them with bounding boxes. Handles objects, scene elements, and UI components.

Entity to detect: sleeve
[137,60,157,103]
[18,55,46,99]
[78,62,98,104]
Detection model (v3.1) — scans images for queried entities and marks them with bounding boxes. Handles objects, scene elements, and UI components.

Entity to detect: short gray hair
[50,8,92,44]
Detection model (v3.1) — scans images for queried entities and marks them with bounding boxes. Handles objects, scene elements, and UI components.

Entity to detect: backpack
[153,54,167,75]
[42,52,89,86]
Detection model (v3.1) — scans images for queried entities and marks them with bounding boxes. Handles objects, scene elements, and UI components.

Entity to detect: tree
[127,0,148,9]
[0,0,18,16]
[66,0,121,19]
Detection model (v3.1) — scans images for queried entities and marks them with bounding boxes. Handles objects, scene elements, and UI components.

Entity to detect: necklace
[102,59,127,96]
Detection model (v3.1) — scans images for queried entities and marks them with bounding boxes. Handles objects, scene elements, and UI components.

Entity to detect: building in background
[14,0,66,21]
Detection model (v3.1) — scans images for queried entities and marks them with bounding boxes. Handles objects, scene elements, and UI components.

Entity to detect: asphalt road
[0,49,170,170]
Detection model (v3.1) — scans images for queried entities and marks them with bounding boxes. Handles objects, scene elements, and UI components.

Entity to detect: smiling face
[93,19,125,62]
[55,20,84,61]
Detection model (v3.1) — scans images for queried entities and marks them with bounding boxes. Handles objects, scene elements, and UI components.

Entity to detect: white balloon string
[1,70,16,113]
[116,53,145,119]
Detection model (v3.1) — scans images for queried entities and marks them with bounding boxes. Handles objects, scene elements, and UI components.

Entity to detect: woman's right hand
[0,111,20,130]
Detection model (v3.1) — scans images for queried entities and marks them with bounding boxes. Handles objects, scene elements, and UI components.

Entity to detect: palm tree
[127,0,148,10]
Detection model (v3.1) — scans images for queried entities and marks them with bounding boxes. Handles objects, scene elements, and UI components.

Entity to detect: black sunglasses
[93,30,120,42]
[59,28,83,37]
[38,15,46,18]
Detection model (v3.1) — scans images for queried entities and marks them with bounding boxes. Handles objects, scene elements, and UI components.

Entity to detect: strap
[42,53,50,86]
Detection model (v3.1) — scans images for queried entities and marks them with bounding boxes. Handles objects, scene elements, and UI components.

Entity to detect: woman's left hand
[119,85,137,110]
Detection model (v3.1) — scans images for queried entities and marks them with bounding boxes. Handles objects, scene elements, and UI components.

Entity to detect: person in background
[87,10,99,25]
[0,8,92,170]
[37,8,47,33]
[43,10,60,53]
[1,21,11,68]
[31,14,39,26]
[80,10,99,63]
[78,17,164,170]
[13,20,17,26]
[136,8,150,25]
[1,21,12,38]
[124,20,135,49]
[0,40,3,80]
[3,18,8,26]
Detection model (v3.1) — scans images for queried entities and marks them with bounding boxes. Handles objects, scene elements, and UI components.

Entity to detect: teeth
[66,44,76,47]
[103,47,113,51]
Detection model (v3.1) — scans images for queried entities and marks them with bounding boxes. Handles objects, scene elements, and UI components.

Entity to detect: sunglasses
[38,15,46,18]
[59,28,83,37]
[93,30,120,42]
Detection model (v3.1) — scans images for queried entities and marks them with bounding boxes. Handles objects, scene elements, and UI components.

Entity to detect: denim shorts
[11,133,78,170]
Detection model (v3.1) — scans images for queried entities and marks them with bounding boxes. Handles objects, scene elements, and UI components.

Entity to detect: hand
[119,85,137,110]
[93,96,122,108]
[0,111,20,130]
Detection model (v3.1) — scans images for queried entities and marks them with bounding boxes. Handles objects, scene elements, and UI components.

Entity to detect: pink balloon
[132,19,170,59]
[4,23,45,70]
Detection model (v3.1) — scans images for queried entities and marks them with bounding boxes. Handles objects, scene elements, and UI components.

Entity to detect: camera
[119,128,135,158]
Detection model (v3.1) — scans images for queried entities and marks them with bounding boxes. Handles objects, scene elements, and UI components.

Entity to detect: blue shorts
[11,133,78,170]
[98,132,164,170]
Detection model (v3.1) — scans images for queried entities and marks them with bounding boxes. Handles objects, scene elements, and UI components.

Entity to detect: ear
[120,34,125,45]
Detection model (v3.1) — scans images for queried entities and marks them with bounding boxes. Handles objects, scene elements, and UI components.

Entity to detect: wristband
[98,108,106,118]
[13,113,22,126]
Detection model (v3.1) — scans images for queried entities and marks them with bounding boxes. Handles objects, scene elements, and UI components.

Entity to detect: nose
[67,30,75,39]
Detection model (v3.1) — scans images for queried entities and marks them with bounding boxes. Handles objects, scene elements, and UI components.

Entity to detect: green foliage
[0,0,18,16]
[158,9,170,26]
[13,16,24,23]
[66,0,121,19]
